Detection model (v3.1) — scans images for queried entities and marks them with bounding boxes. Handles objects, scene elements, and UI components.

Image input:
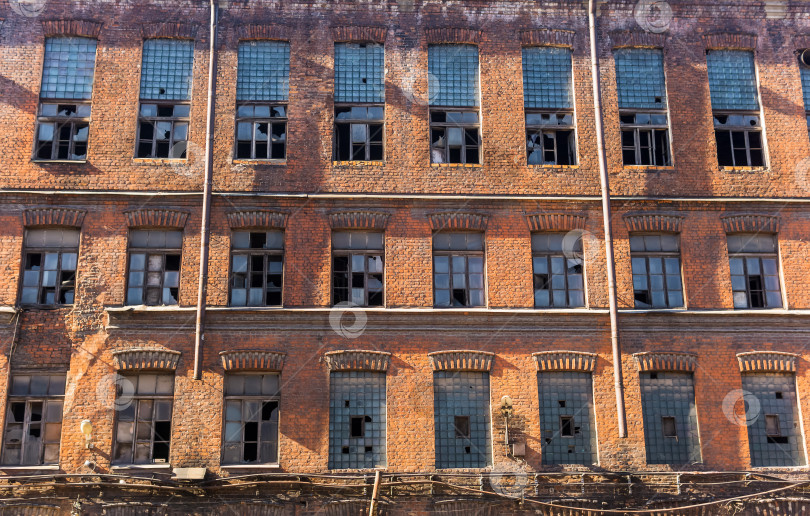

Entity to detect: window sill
[220,464,281,470]
[0,465,60,471]
[31,159,87,165]
[233,159,286,165]
[430,163,482,168]
[332,161,386,167]
[111,464,172,470]
[527,164,579,170]
[623,165,675,172]
[719,166,768,172]
[132,158,188,164]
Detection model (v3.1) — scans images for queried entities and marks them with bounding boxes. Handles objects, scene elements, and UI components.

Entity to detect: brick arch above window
[324,350,391,372]
[41,19,102,38]
[525,212,586,232]
[737,351,798,373]
[610,30,666,49]
[623,213,684,233]
[703,32,757,50]
[23,208,86,228]
[328,210,390,230]
[428,212,488,232]
[429,350,494,372]
[123,209,189,229]
[226,210,288,230]
[520,28,575,48]
[425,28,482,45]
[220,350,286,372]
[721,214,780,234]
[236,24,290,41]
[633,352,697,373]
[112,348,181,371]
[141,22,198,40]
[332,26,387,43]
[533,351,596,372]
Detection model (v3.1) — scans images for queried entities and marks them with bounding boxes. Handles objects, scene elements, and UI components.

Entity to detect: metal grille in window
[630,234,683,308]
[332,231,384,307]
[335,43,385,103]
[522,47,573,110]
[113,374,174,465]
[742,373,806,467]
[433,371,491,469]
[236,40,290,102]
[532,232,585,308]
[223,374,280,465]
[614,49,667,110]
[334,106,384,161]
[329,371,386,469]
[428,45,479,107]
[126,230,182,306]
[40,37,97,100]
[430,110,480,164]
[538,372,597,465]
[235,104,287,160]
[230,230,284,307]
[21,229,79,306]
[1,374,66,466]
[639,372,701,465]
[433,232,485,307]
[140,39,194,101]
[707,50,759,111]
[136,103,190,159]
[728,233,782,309]
[713,113,764,167]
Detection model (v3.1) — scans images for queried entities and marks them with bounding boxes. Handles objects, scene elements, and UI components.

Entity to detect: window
[615,49,671,166]
[707,50,764,167]
[639,372,701,464]
[113,374,174,464]
[800,55,810,139]
[1,374,65,466]
[126,230,182,306]
[523,47,576,165]
[433,372,491,469]
[229,230,284,307]
[538,372,597,465]
[34,37,97,161]
[334,43,385,161]
[630,234,684,309]
[742,373,806,467]
[661,416,678,438]
[329,371,386,469]
[727,233,782,309]
[429,45,481,164]
[21,228,79,306]
[235,41,289,160]
[433,232,485,307]
[332,231,383,307]
[531,233,585,308]
[136,39,194,159]
[223,373,280,465]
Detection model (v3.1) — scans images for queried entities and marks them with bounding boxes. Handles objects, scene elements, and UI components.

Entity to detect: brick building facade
[1,0,810,513]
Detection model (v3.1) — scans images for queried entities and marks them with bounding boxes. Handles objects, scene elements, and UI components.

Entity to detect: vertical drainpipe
[588,0,627,438]
[194,0,218,381]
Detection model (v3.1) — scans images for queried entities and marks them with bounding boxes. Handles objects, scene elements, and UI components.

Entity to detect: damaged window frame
[531,232,585,308]
[331,231,384,307]
[222,373,280,465]
[630,233,684,309]
[112,374,174,465]
[430,108,481,165]
[235,103,287,161]
[135,102,190,159]
[1,374,66,466]
[228,230,284,307]
[620,110,671,166]
[728,233,782,309]
[34,102,92,161]
[713,112,765,168]
[125,229,182,307]
[432,232,486,308]
[526,110,576,166]
[20,228,80,307]
[334,104,385,162]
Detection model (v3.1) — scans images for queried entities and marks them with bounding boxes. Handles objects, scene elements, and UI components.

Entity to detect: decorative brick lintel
[23,208,86,228]
[532,351,596,372]
[333,26,387,43]
[623,213,683,233]
[112,348,181,371]
[41,19,102,37]
[220,351,286,372]
[236,24,290,41]
[227,210,288,229]
[526,213,586,232]
[124,209,189,229]
[429,350,494,372]
[324,350,391,372]
[520,29,575,48]
[328,211,390,230]
[633,352,697,373]
[703,32,757,50]
[425,28,482,44]
[141,23,198,40]
[737,351,798,373]
[428,212,488,232]
[721,214,779,234]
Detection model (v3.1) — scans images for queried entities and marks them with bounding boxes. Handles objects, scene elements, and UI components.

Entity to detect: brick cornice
[425,28,482,45]
[124,209,189,229]
[428,350,494,372]
[328,211,390,230]
[235,24,290,41]
[737,351,798,373]
[23,208,86,228]
[633,352,697,373]
[520,29,575,48]
[220,350,286,372]
[141,23,197,40]
[41,19,102,38]
[227,210,288,230]
[703,32,757,50]
[721,214,779,234]
[324,350,391,372]
[526,213,586,232]
[332,26,386,43]
[428,212,488,232]
[112,348,181,371]
[532,351,596,372]
[623,213,683,233]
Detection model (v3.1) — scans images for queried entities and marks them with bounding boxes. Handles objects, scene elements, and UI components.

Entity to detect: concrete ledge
[0,307,17,325]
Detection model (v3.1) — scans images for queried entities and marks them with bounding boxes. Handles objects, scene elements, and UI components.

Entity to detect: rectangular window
[538,372,597,465]
[433,371,491,469]
[522,47,576,165]
[223,373,280,465]
[332,231,383,307]
[639,372,701,465]
[34,37,97,161]
[630,234,684,308]
[742,373,806,467]
[328,371,386,469]
[136,39,194,159]
[235,41,289,160]
[531,233,585,308]
[21,228,79,306]
[229,230,284,307]
[429,45,481,164]
[800,58,810,139]
[1,374,66,466]
[727,233,782,309]
[126,230,182,306]
[113,374,174,465]
[707,50,764,167]
[433,232,485,308]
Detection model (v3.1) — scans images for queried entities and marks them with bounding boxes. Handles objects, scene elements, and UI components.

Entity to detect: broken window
[113,374,174,465]
[1,374,66,466]
[727,233,782,309]
[126,230,182,306]
[328,371,386,469]
[332,231,383,306]
[235,41,289,160]
[523,46,576,165]
[136,39,193,159]
[229,230,284,307]
[800,56,810,140]
[532,232,585,308]
[661,416,678,438]
[429,45,481,164]
[34,37,97,161]
[433,232,485,308]
[334,43,385,161]
[639,372,701,464]
[20,228,79,306]
[742,373,805,467]
[559,416,575,437]
[223,373,280,465]
[630,233,684,308]
[538,372,597,465]
[433,372,491,469]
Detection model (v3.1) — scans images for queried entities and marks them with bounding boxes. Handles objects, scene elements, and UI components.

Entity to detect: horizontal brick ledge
[112,349,181,371]
[23,208,86,228]
[428,212,488,232]
[633,352,697,373]
[227,210,288,229]
[236,24,290,41]
[721,214,780,234]
[703,32,757,50]
[526,213,586,232]
[611,30,666,49]
[324,350,391,372]
[429,350,494,372]
[332,26,387,43]
[623,213,684,233]
[520,29,575,48]
[737,351,798,373]
[533,351,597,372]
[141,22,198,40]
[220,351,286,372]
[425,28,482,45]
[328,211,390,230]
[41,19,103,37]
[124,209,189,229]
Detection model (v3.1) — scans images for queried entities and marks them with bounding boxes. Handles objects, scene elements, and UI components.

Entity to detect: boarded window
[328,371,386,469]
[139,39,194,101]
[1,374,66,466]
[639,372,701,464]
[40,37,97,100]
[522,47,573,109]
[428,45,479,107]
[335,43,385,103]
[742,373,806,467]
[538,372,597,465]
[614,48,667,110]
[433,371,491,468]
[707,50,759,111]
[223,374,280,465]
[236,41,290,102]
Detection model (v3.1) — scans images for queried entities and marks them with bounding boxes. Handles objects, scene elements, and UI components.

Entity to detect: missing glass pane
[662,416,677,438]
[454,415,470,438]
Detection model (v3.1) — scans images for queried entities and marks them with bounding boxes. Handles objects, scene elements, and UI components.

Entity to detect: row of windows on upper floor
[19,227,785,311]
[2,368,804,469]
[32,37,810,168]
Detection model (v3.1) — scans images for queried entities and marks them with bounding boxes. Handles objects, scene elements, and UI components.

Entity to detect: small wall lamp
[500,396,514,447]
[80,419,93,449]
